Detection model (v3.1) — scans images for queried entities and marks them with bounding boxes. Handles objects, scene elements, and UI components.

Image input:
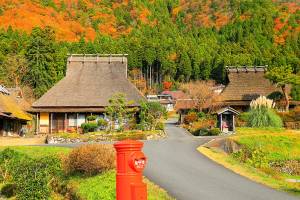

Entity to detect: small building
[221,66,284,111]
[0,86,31,136]
[30,54,145,134]
[146,94,174,111]
[215,107,239,133]
[175,99,198,124]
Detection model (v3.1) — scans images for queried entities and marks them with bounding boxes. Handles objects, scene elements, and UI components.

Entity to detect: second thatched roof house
[31,54,145,134]
[221,66,285,110]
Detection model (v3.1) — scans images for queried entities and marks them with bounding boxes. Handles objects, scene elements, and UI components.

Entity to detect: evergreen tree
[25,27,58,97]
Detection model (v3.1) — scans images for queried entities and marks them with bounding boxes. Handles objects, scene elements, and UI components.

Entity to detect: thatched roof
[32,54,145,112]
[221,66,281,105]
[0,93,31,120]
[175,99,198,111]
[161,90,187,100]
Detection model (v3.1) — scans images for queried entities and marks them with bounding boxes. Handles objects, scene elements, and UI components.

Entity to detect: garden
[198,96,300,195]
[0,145,174,200]
[48,94,167,144]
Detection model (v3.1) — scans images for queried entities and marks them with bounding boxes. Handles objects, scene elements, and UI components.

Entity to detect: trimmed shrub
[63,144,115,176]
[97,118,108,129]
[87,115,97,122]
[184,112,198,124]
[81,122,98,133]
[197,111,206,119]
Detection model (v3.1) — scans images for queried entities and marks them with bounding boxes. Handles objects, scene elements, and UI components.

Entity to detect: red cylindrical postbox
[114,140,147,200]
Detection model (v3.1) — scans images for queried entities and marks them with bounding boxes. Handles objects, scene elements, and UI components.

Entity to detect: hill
[0,0,299,98]
[0,0,299,43]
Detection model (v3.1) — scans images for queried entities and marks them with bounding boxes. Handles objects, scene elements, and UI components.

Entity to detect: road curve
[143,121,298,200]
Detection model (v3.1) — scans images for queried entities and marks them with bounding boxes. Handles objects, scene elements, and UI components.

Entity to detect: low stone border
[46,131,166,144]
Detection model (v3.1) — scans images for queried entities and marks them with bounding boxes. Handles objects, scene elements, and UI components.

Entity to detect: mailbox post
[114,140,147,200]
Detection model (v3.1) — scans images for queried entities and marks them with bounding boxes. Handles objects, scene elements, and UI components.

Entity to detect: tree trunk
[282,85,289,111]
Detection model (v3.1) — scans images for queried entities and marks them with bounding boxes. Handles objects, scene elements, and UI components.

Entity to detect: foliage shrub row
[0,148,62,200]
[0,144,116,199]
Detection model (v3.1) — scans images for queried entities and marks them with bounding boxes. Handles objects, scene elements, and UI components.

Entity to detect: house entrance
[52,113,65,132]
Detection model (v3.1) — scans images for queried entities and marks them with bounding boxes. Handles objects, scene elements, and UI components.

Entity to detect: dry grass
[62,144,115,176]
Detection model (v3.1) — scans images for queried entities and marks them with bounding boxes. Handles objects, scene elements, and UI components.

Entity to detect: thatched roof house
[31,54,145,133]
[0,86,31,136]
[220,66,282,110]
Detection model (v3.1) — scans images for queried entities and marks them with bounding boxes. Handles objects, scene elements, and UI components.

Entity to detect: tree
[25,27,58,97]
[139,101,167,130]
[0,54,28,87]
[180,80,222,112]
[265,65,300,111]
[105,93,136,131]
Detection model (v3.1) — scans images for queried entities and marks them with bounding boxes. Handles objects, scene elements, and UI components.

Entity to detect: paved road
[143,121,299,200]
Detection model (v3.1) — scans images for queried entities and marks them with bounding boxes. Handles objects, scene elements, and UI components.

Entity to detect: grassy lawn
[199,127,300,196]
[0,146,173,200]
[69,171,174,200]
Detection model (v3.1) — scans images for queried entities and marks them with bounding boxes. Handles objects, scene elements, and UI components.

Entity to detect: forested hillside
[0,0,299,98]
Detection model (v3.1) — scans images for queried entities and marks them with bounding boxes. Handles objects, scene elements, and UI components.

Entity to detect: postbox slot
[131,183,147,200]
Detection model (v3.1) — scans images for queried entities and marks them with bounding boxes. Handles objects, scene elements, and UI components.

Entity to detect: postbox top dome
[114,139,144,149]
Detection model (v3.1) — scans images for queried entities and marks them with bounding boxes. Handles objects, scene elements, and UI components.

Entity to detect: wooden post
[220,114,223,132]
[76,113,79,133]
[64,113,67,132]
[233,115,235,133]
[50,113,53,134]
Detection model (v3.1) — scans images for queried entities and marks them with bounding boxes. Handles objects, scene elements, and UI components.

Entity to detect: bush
[239,112,250,122]
[184,112,198,124]
[1,183,16,198]
[87,115,97,122]
[11,155,62,200]
[267,91,283,101]
[192,128,220,136]
[0,148,24,183]
[63,144,115,176]
[81,122,98,133]
[247,107,282,128]
[291,85,300,101]
[210,128,221,136]
[97,118,108,129]
[197,111,206,119]
[155,122,165,130]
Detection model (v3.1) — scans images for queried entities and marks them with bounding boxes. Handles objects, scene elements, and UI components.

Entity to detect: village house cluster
[0,55,299,136]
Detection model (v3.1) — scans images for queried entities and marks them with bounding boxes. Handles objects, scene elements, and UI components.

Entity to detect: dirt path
[0,136,46,146]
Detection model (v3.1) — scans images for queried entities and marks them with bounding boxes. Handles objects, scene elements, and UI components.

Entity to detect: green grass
[0,146,173,200]
[233,128,300,161]
[69,171,174,200]
[199,128,300,195]
[0,146,71,158]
